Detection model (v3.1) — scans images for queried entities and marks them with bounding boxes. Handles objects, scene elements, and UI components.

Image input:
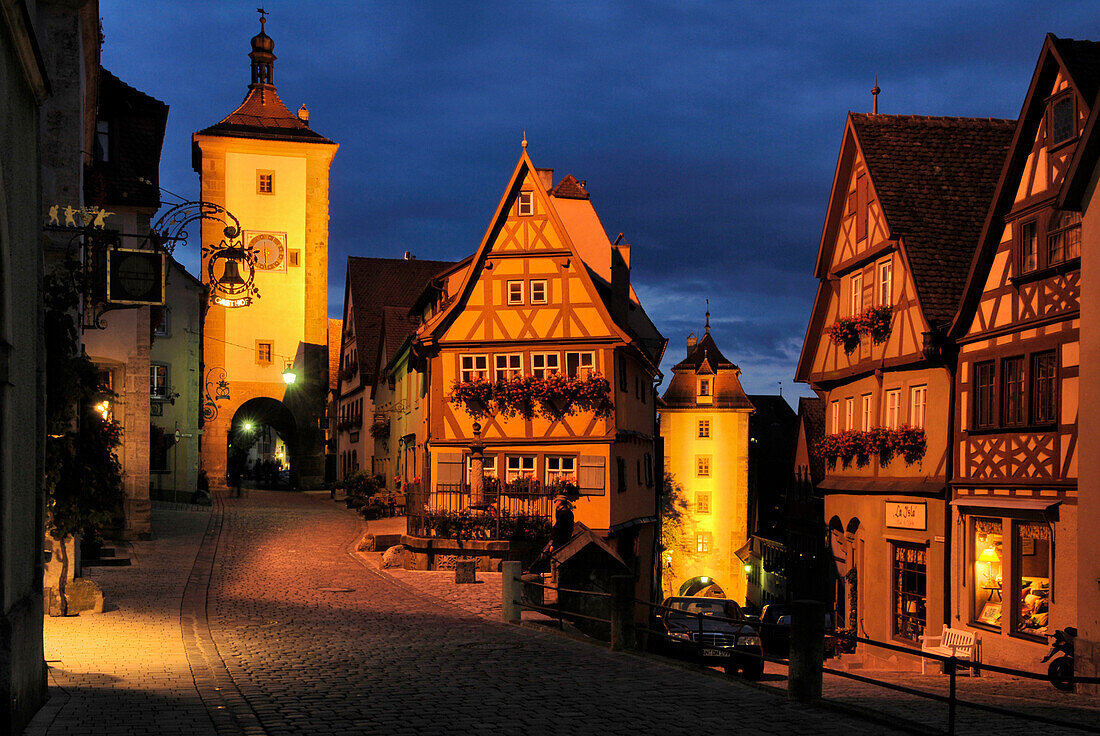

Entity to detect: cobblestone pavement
[27,507,217,736]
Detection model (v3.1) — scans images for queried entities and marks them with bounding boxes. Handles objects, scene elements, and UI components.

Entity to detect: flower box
[449,372,613,421]
[825,306,895,354]
[815,426,927,469]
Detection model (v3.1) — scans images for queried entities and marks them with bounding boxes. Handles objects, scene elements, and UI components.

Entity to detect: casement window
[94,119,110,162]
[619,359,628,391]
[460,354,488,382]
[975,361,996,429]
[517,190,534,216]
[893,543,927,643]
[531,352,559,379]
[698,378,711,397]
[697,418,711,438]
[153,308,170,337]
[257,170,274,194]
[1031,352,1057,425]
[506,280,524,305]
[545,456,576,484]
[830,400,839,434]
[530,279,547,304]
[257,341,273,365]
[885,388,901,429]
[695,532,712,554]
[494,353,522,381]
[861,394,872,432]
[1002,356,1026,427]
[850,271,863,316]
[150,364,169,399]
[695,455,711,477]
[1049,93,1076,146]
[1019,220,1039,274]
[505,455,536,481]
[845,397,854,431]
[1048,211,1081,265]
[910,385,927,429]
[878,260,893,306]
[565,351,595,378]
[695,492,711,514]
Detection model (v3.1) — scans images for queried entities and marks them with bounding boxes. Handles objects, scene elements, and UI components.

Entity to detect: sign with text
[886,501,926,530]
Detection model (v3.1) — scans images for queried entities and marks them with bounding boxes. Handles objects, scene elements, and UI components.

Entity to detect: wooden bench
[920,625,980,675]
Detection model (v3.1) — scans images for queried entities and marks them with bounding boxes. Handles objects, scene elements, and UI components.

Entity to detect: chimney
[611,243,630,326]
[536,168,554,191]
[297,104,310,123]
[686,332,697,355]
[404,251,414,260]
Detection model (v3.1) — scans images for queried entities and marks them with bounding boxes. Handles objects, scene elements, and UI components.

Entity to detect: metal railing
[406,483,553,540]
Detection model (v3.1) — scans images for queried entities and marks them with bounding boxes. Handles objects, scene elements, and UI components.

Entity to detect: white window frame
[565,351,595,378]
[878,259,893,306]
[861,394,872,432]
[910,385,927,429]
[885,388,902,429]
[150,363,169,400]
[506,280,524,305]
[545,456,576,484]
[506,455,536,481]
[494,353,522,382]
[830,400,839,434]
[850,271,863,316]
[531,352,560,379]
[845,397,854,431]
[460,354,489,382]
[517,190,534,216]
[530,279,548,304]
[466,455,497,481]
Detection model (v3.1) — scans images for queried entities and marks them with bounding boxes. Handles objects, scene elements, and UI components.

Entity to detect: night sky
[100,1,1098,400]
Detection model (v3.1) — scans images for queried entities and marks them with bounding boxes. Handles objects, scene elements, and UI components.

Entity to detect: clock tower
[193,13,338,488]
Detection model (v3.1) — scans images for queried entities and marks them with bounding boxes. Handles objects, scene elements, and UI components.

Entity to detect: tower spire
[705,299,710,333]
[249,8,277,89]
[871,74,880,115]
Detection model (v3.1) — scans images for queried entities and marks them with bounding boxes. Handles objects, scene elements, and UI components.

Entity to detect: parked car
[758,603,837,659]
[653,597,764,679]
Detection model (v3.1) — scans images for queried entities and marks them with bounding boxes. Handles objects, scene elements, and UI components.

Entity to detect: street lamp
[282,364,297,385]
[243,422,253,432]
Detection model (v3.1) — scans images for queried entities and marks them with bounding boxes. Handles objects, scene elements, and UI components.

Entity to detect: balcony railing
[406,481,554,540]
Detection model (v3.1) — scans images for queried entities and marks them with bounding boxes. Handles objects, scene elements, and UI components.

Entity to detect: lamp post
[469,421,486,509]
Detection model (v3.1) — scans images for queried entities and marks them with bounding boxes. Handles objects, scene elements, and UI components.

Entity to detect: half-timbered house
[949,35,1099,669]
[401,146,667,597]
[797,113,1013,658]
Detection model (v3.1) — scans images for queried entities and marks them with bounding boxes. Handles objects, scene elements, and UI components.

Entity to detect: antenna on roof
[778,380,783,397]
[705,299,710,333]
[872,74,880,115]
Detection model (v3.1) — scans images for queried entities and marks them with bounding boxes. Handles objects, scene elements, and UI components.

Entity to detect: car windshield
[665,599,743,621]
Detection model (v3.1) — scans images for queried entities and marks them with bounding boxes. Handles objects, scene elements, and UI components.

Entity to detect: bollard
[788,599,825,703]
[455,559,477,584]
[610,575,636,652]
[502,561,522,624]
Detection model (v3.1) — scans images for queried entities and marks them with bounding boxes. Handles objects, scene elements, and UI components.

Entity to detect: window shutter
[856,174,868,242]
[437,453,464,486]
[578,455,605,495]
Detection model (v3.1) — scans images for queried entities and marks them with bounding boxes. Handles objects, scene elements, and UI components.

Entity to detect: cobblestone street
[26,490,1099,735]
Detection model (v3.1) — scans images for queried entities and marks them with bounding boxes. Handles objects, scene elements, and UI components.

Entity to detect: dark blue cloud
[100,0,1100,401]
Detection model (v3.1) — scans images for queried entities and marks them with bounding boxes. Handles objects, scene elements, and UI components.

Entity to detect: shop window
[531,352,559,379]
[1014,522,1051,638]
[695,492,711,514]
[1002,356,1026,426]
[972,518,1003,628]
[892,543,927,642]
[974,361,996,429]
[1031,352,1057,425]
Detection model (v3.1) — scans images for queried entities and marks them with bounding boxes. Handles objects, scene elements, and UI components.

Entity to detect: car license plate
[703,648,731,657]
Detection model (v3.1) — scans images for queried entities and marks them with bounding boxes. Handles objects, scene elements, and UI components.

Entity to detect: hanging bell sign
[206,242,258,308]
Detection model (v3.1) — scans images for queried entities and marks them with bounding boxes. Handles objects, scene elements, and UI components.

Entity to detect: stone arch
[229,397,298,488]
[678,576,726,598]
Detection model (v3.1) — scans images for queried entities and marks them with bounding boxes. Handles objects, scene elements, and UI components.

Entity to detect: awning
[734,539,758,563]
[950,497,1060,518]
[818,476,945,496]
[607,516,657,534]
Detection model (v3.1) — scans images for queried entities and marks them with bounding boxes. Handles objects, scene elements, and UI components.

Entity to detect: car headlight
[738,635,762,647]
[670,631,692,640]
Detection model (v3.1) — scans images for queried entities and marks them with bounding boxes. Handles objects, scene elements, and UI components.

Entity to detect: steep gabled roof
[197,86,333,144]
[953,34,1100,337]
[343,256,456,387]
[797,397,826,484]
[849,113,1015,328]
[661,330,753,410]
[550,174,590,200]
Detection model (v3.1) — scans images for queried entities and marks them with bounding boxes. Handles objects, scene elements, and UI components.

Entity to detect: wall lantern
[282,366,297,385]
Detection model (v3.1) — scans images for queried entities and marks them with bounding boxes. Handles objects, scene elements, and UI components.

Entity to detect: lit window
[696,492,711,514]
[697,419,711,438]
[460,354,488,382]
[257,341,273,365]
[878,260,893,306]
[695,532,712,554]
[1014,522,1051,638]
[565,351,595,378]
[699,379,711,397]
[505,455,536,481]
[910,385,927,429]
[545,456,576,484]
[530,280,547,304]
[507,281,524,305]
[695,455,711,477]
[257,171,274,194]
[531,352,559,379]
[150,364,168,399]
[861,394,872,432]
[972,518,1003,627]
[494,353,522,381]
[850,271,863,316]
[893,543,927,642]
[517,190,534,216]
[885,388,901,429]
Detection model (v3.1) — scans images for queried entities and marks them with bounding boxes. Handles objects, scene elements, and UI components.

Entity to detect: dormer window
[517,191,534,216]
[1049,94,1076,147]
[698,378,711,397]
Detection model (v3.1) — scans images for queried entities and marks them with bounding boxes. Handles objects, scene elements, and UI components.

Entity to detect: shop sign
[886,501,926,530]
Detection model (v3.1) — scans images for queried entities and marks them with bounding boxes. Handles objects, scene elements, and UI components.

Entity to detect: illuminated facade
[193,17,337,487]
[659,328,754,602]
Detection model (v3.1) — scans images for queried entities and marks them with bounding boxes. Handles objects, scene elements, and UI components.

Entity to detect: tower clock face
[249,233,285,270]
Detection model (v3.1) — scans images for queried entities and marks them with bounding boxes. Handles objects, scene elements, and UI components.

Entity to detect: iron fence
[405,482,553,540]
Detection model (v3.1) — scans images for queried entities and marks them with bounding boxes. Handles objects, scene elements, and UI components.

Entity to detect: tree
[657,471,689,596]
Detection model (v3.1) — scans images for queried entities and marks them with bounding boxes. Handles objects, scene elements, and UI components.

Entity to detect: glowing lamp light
[94,401,111,420]
[282,367,297,384]
[979,547,1000,563]
[243,422,253,432]
[744,563,753,574]
[699,576,710,584]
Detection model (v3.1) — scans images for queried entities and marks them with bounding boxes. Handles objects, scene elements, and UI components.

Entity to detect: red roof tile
[850,114,1015,328]
[550,174,590,200]
[198,86,332,144]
